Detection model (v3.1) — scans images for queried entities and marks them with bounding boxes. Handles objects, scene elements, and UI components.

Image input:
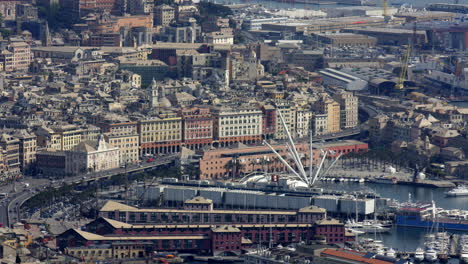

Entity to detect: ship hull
[445,192,468,197]
[396,216,468,231]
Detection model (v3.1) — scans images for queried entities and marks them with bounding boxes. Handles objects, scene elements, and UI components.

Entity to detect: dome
[159,97,172,108]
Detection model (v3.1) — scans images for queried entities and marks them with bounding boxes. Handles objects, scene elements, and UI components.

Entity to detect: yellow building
[274,102,296,139]
[139,112,182,154]
[105,133,139,165]
[315,97,341,134]
[13,130,37,173]
[36,125,83,151]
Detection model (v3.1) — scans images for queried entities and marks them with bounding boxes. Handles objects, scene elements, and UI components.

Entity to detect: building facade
[333,90,358,129]
[180,107,214,150]
[139,113,182,155]
[213,107,263,147]
[154,4,174,26]
[65,136,120,175]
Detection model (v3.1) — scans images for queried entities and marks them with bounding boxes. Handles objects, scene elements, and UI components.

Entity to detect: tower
[149,78,159,108]
[41,21,52,47]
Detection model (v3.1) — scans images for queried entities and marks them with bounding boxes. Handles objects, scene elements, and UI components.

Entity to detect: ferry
[445,185,468,197]
[396,203,468,231]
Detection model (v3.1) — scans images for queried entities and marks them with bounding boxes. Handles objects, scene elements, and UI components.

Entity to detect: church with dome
[148,78,172,109]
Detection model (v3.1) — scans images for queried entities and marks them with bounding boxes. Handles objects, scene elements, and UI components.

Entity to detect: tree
[0,13,11,38]
[195,2,233,24]
[224,160,245,179]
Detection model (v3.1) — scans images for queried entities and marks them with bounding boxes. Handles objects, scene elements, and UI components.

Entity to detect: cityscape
[0,0,466,263]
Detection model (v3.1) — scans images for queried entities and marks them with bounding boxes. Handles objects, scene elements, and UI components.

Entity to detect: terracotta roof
[71,229,206,241]
[321,249,392,264]
[211,225,240,233]
[97,217,313,229]
[100,201,296,215]
[298,205,326,213]
[316,219,343,226]
[185,196,213,204]
[100,201,138,212]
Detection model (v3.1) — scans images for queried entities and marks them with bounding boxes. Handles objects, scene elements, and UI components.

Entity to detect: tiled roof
[321,249,392,264]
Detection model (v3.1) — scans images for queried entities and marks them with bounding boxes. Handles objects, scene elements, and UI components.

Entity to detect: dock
[398,180,456,188]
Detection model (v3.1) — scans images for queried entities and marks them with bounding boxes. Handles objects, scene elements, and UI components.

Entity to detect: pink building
[199,140,368,179]
[180,107,214,150]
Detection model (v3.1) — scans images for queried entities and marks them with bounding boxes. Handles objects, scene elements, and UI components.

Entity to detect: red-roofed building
[321,249,393,264]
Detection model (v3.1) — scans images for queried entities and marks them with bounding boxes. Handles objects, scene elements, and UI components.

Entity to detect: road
[0,155,177,227]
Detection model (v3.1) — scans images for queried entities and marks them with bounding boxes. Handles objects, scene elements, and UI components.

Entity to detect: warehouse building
[342,27,427,46]
[311,33,377,47]
[319,68,368,91]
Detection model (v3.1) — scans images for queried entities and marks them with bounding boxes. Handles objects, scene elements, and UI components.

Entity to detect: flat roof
[349,27,426,34]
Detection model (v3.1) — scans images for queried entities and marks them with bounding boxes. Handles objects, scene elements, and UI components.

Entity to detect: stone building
[65,135,120,175]
[154,5,174,26]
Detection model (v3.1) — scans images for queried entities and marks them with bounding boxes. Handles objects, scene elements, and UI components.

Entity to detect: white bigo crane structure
[240,106,342,189]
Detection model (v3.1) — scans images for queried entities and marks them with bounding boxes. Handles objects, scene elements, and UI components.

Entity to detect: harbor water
[318,181,468,252]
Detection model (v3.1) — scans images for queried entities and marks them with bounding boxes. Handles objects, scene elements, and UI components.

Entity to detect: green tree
[0,13,11,38]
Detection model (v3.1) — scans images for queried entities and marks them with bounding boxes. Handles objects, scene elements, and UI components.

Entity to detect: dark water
[318,182,468,210]
[450,101,468,109]
[318,182,468,251]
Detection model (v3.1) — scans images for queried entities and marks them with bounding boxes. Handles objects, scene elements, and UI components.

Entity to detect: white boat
[386,248,396,258]
[375,247,385,256]
[358,178,365,183]
[414,248,424,262]
[346,228,365,235]
[461,245,468,264]
[445,185,468,197]
[424,248,438,262]
[345,220,391,233]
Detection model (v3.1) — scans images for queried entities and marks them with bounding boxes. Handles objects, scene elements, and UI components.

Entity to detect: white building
[319,68,368,91]
[204,31,234,45]
[65,135,120,175]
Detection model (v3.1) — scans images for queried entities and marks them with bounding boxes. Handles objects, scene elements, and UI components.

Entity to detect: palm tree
[224,160,245,179]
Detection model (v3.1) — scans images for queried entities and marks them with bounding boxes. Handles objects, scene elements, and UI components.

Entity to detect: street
[0,155,177,227]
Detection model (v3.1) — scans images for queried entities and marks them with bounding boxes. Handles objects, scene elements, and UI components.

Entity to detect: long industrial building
[57,199,354,260]
[342,27,427,46]
[319,68,368,91]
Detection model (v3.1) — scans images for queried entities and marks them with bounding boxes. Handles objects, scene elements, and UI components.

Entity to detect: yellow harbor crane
[396,45,411,90]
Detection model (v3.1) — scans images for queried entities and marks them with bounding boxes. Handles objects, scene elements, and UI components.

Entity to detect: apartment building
[139,112,182,155]
[212,106,263,147]
[180,107,214,150]
[333,90,358,129]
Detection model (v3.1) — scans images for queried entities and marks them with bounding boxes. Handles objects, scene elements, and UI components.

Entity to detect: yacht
[414,248,424,262]
[345,220,391,234]
[424,248,438,262]
[461,245,468,264]
[445,185,468,197]
[386,248,396,258]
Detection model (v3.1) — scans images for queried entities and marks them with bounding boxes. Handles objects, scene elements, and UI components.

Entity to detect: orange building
[199,140,368,179]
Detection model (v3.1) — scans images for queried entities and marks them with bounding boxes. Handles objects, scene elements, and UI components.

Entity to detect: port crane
[396,45,411,90]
